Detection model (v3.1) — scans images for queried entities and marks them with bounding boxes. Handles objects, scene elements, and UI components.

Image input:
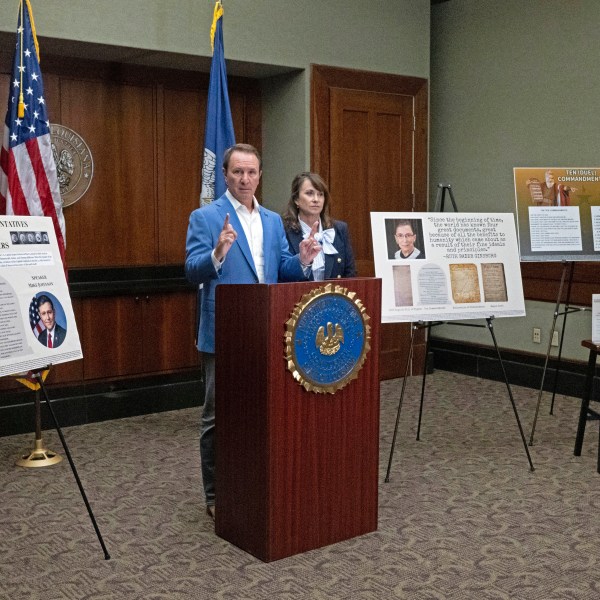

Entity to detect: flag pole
[15,370,63,467]
[15,401,63,466]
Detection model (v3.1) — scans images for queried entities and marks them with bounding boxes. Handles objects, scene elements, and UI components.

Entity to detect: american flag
[0,0,66,268]
[29,295,44,338]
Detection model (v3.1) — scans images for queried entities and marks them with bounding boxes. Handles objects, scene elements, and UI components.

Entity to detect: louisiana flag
[0,0,66,268]
[200,0,235,206]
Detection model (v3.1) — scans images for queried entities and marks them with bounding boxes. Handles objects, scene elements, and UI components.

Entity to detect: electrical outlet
[552,330,559,346]
[533,328,541,343]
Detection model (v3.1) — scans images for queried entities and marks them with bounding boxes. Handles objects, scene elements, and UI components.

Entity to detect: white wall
[430,0,600,361]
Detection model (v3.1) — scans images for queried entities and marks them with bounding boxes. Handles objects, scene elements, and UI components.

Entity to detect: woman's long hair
[281,172,334,233]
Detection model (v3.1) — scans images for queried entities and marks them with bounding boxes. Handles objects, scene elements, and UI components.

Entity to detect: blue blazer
[285,220,357,280]
[185,194,305,353]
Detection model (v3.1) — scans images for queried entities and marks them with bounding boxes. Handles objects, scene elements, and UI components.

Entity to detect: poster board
[593,295,600,345]
[513,167,600,261]
[0,215,82,377]
[371,212,526,323]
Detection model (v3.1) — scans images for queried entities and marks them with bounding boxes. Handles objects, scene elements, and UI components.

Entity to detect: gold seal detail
[284,283,371,394]
[50,124,94,207]
[316,322,344,356]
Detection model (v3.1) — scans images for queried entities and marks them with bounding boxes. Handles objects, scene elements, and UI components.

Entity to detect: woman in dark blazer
[282,172,356,280]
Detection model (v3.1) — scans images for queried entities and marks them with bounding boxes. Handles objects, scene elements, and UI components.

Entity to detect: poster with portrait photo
[385,218,426,260]
[371,212,526,323]
[514,167,600,261]
[0,215,82,377]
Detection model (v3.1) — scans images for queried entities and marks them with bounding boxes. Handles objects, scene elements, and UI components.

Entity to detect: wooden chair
[574,340,600,473]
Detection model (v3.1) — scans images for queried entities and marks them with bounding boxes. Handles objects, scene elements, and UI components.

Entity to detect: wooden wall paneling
[82,295,145,380]
[160,86,204,265]
[43,72,61,122]
[0,69,7,101]
[155,84,165,263]
[142,290,200,373]
[160,83,262,265]
[243,90,262,152]
[521,262,600,306]
[59,78,157,267]
[227,77,262,150]
[229,92,246,144]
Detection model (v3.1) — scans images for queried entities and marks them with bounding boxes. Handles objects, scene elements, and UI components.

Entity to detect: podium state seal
[284,283,371,393]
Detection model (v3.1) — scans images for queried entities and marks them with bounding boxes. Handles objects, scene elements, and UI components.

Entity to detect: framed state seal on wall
[50,124,93,207]
[284,283,372,394]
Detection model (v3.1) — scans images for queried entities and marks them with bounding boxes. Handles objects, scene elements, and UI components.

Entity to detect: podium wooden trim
[215,277,381,561]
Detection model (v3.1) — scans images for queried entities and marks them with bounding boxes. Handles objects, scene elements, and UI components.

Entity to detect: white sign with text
[0,215,82,377]
[371,212,526,323]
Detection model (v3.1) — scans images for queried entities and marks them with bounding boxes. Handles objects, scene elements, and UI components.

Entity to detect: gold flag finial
[210,1,224,53]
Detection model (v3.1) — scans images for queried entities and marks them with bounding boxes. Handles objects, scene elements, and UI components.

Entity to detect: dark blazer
[185,193,306,353]
[285,220,357,280]
[39,323,67,348]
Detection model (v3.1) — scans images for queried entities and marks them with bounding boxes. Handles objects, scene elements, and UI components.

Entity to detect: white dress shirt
[212,191,265,283]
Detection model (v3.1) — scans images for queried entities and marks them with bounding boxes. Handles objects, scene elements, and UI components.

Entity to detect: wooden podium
[215,277,381,562]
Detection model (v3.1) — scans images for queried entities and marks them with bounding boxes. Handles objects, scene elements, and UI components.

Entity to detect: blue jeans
[200,353,215,506]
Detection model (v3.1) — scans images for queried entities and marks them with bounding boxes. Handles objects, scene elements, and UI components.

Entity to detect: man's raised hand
[214,213,237,261]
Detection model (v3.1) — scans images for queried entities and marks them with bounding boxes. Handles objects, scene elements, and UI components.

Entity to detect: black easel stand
[385,182,534,480]
[485,317,535,472]
[433,183,459,213]
[384,322,419,483]
[528,261,588,445]
[385,317,535,482]
[32,368,110,560]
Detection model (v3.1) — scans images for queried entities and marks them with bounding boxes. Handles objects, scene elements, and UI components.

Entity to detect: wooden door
[329,88,414,275]
[311,65,428,379]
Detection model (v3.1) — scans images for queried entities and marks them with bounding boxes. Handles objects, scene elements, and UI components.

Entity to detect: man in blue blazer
[185,143,320,520]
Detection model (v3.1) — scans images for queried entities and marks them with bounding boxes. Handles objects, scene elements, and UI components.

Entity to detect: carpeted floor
[0,371,598,599]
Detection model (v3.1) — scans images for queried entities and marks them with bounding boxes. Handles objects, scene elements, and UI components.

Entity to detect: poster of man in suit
[31,293,67,349]
[0,215,81,377]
